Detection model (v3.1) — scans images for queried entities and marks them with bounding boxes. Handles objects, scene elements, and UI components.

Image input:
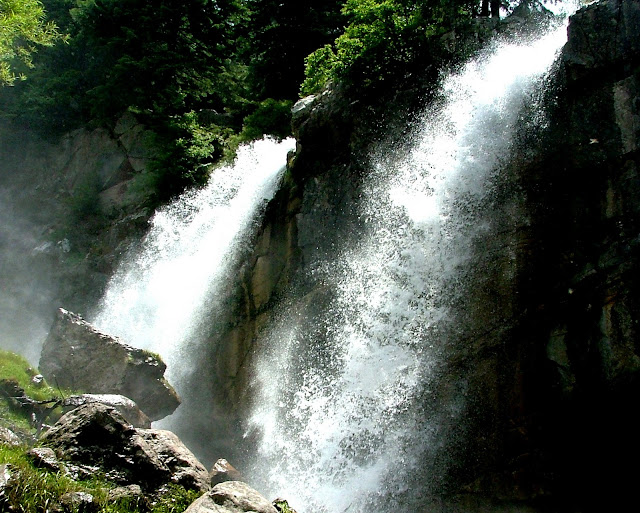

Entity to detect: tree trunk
[481,0,489,17]
[491,0,501,17]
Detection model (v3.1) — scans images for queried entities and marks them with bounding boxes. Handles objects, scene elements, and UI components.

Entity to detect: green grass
[0,349,58,434]
[0,350,57,401]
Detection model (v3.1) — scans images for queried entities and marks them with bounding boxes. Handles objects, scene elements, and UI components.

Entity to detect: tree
[301,0,477,96]
[0,0,62,85]
[480,0,501,17]
[242,0,344,100]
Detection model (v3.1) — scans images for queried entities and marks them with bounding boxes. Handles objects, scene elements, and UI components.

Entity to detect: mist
[0,122,66,366]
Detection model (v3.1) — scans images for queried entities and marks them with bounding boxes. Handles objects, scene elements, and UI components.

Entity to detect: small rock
[26,447,64,472]
[0,427,22,446]
[107,484,148,509]
[185,481,277,513]
[209,458,243,486]
[60,491,98,513]
[60,394,151,428]
[0,463,16,493]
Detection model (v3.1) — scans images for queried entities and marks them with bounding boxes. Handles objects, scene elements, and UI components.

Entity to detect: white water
[245,19,573,513]
[92,137,295,397]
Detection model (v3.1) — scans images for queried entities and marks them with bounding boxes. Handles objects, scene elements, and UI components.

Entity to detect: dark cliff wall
[214,0,640,510]
[506,0,640,508]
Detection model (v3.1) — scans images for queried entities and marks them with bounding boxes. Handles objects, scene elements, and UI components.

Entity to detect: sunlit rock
[209,458,244,486]
[59,491,98,513]
[184,481,277,513]
[39,308,180,421]
[0,427,21,446]
[26,447,64,472]
[60,394,151,429]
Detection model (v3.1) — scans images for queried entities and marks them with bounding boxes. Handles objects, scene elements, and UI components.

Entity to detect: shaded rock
[60,491,98,513]
[209,459,244,486]
[39,308,180,421]
[61,394,151,428]
[107,484,146,503]
[184,481,277,513]
[137,428,210,492]
[26,447,64,472]
[564,0,640,80]
[40,403,209,493]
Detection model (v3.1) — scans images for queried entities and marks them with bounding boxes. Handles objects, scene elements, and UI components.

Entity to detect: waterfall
[91,137,295,437]
[244,16,574,513]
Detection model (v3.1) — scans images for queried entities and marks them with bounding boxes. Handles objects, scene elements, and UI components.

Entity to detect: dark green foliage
[3,0,252,201]
[239,98,294,142]
[301,0,479,96]
[1,0,561,204]
[243,0,345,100]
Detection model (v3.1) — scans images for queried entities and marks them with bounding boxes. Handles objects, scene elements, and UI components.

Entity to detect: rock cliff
[206,0,640,510]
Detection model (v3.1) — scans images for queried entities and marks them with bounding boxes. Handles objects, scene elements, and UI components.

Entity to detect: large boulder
[39,308,180,421]
[41,402,210,493]
[184,481,277,513]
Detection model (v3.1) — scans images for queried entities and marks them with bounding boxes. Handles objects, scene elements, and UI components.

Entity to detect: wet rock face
[213,0,640,509]
[564,0,640,81]
[41,402,210,493]
[39,308,180,421]
[480,0,640,506]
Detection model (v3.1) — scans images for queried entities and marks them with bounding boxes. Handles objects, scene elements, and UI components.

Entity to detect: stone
[564,0,640,80]
[137,428,210,492]
[209,459,244,486]
[107,484,148,508]
[184,481,277,513]
[39,308,180,421]
[0,427,21,446]
[40,403,209,493]
[26,447,64,472]
[60,394,151,428]
[59,491,98,513]
[0,463,15,493]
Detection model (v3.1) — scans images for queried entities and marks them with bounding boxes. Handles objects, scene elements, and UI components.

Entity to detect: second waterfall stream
[93,8,576,513]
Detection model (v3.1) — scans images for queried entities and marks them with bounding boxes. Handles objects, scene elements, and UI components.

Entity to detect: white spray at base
[244,18,574,513]
[92,137,295,402]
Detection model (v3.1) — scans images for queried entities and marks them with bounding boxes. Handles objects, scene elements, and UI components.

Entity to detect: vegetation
[301,0,480,96]
[0,349,59,433]
[0,0,64,85]
[0,0,569,204]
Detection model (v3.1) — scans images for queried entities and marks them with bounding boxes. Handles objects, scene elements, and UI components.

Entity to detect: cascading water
[91,137,295,452]
[244,11,577,513]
